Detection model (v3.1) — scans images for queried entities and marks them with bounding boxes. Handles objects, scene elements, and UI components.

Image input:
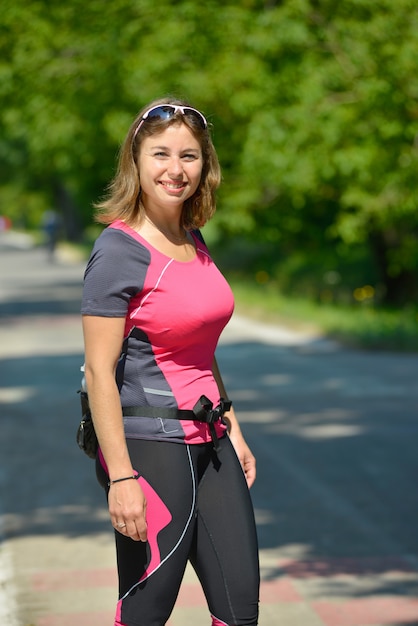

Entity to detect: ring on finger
[117,522,126,529]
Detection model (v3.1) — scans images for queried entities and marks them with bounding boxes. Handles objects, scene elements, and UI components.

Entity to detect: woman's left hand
[211,357,256,487]
[229,430,256,488]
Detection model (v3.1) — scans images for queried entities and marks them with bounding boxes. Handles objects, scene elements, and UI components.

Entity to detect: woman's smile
[159,180,187,192]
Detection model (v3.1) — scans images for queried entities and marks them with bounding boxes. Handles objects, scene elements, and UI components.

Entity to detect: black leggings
[97,437,259,626]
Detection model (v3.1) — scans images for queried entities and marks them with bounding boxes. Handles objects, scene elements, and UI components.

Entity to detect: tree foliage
[1,0,417,304]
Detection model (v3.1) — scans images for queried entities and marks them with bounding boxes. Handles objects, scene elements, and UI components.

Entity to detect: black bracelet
[108,473,139,487]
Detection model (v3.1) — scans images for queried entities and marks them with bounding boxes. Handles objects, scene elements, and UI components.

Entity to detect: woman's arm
[82,315,147,541]
[212,356,256,488]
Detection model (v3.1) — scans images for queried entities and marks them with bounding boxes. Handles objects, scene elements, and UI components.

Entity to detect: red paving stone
[34,556,418,626]
[176,581,207,606]
[34,573,294,624]
[279,556,416,578]
[312,597,418,626]
[38,612,114,626]
[260,577,301,603]
[37,610,175,626]
[32,567,117,591]
[32,568,302,604]
[32,567,301,605]
[32,555,415,593]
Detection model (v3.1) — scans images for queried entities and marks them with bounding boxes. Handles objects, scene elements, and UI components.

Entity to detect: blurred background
[1,4,418,623]
[1,0,417,350]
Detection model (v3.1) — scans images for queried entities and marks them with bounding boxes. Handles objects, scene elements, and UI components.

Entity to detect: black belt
[122,395,232,452]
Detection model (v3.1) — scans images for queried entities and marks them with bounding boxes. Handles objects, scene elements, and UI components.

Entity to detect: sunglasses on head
[133,105,208,139]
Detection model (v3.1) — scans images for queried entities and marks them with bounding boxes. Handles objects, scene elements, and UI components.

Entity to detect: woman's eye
[182,154,197,161]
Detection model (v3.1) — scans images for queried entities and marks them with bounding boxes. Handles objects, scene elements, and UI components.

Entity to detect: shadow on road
[1,245,418,613]
[0,247,107,540]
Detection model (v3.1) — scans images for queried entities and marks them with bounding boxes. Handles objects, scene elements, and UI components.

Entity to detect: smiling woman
[81,97,260,626]
[94,97,221,231]
[137,124,203,254]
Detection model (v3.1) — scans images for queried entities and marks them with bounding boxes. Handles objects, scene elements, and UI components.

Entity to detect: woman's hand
[229,429,257,488]
[109,479,148,542]
[211,356,256,488]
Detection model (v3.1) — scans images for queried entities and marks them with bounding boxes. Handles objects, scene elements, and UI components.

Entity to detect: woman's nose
[167,157,183,178]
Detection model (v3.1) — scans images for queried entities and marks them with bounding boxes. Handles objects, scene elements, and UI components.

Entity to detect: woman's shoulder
[82,222,151,312]
[85,222,151,285]
[93,221,150,258]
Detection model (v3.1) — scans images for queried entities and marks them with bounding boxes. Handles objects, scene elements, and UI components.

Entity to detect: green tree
[217,0,418,305]
[1,1,137,235]
[1,0,417,305]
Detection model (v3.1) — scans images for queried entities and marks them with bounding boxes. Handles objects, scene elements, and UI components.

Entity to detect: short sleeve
[81,227,150,317]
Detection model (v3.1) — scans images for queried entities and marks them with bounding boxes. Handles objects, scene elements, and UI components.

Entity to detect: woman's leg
[189,437,260,626]
[97,439,198,626]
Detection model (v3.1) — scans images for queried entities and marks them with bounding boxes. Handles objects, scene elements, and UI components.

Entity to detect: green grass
[229,278,418,352]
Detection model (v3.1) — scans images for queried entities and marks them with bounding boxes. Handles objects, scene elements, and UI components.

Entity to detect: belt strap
[122,396,232,452]
[122,406,195,419]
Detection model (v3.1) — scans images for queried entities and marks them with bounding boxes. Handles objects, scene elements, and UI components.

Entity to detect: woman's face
[138,123,203,214]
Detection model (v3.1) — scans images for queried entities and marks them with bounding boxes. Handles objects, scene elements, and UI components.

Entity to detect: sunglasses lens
[183,108,207,128]
[146,106,176,122]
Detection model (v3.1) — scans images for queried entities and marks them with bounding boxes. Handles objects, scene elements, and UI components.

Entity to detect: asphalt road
[1,233,418,626]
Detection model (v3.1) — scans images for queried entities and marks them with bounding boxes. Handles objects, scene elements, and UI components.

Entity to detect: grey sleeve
[81,228,151,317]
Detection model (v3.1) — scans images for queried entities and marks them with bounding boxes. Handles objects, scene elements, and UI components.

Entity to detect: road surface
[1,233,418,626]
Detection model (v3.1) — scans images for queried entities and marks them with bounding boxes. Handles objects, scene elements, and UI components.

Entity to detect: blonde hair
[94,97,221,229]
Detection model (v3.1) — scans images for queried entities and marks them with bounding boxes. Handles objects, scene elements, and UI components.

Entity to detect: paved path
[1,234,418,626]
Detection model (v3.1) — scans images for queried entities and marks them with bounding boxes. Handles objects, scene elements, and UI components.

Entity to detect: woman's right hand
[109,478,148,542]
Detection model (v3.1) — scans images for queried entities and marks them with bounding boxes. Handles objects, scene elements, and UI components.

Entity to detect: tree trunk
[369,230,418,306]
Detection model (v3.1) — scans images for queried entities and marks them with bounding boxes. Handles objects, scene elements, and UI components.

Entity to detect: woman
[81,97,260,626]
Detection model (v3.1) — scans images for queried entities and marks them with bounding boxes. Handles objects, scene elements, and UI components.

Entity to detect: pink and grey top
[81,220,234,444]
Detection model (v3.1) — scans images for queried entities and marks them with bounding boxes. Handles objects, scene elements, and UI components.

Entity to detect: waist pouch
[77,394,231,458]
